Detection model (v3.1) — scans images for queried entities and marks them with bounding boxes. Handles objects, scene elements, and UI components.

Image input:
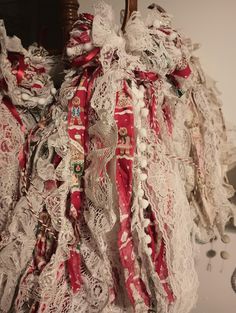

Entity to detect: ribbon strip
[66,69,90,293]
[2,97,25,133]
[115,83,151,307]
[8,52,28,85]
[173,64,191,79]
[72,47,100,67]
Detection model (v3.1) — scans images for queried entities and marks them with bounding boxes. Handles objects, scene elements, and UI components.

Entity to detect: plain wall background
[79,1,236,312]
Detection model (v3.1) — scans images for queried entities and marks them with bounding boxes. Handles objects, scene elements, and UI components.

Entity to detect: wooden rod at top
[61,0,79,46]
[122,0,138,31]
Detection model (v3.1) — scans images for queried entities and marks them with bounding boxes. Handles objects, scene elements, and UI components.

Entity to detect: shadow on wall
[228,167,236,206]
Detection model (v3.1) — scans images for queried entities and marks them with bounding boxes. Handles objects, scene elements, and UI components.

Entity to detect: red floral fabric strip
[66,69,90,293]
[115,84,151,308]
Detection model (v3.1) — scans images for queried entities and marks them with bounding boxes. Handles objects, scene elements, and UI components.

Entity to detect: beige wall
[79,1,236,312]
